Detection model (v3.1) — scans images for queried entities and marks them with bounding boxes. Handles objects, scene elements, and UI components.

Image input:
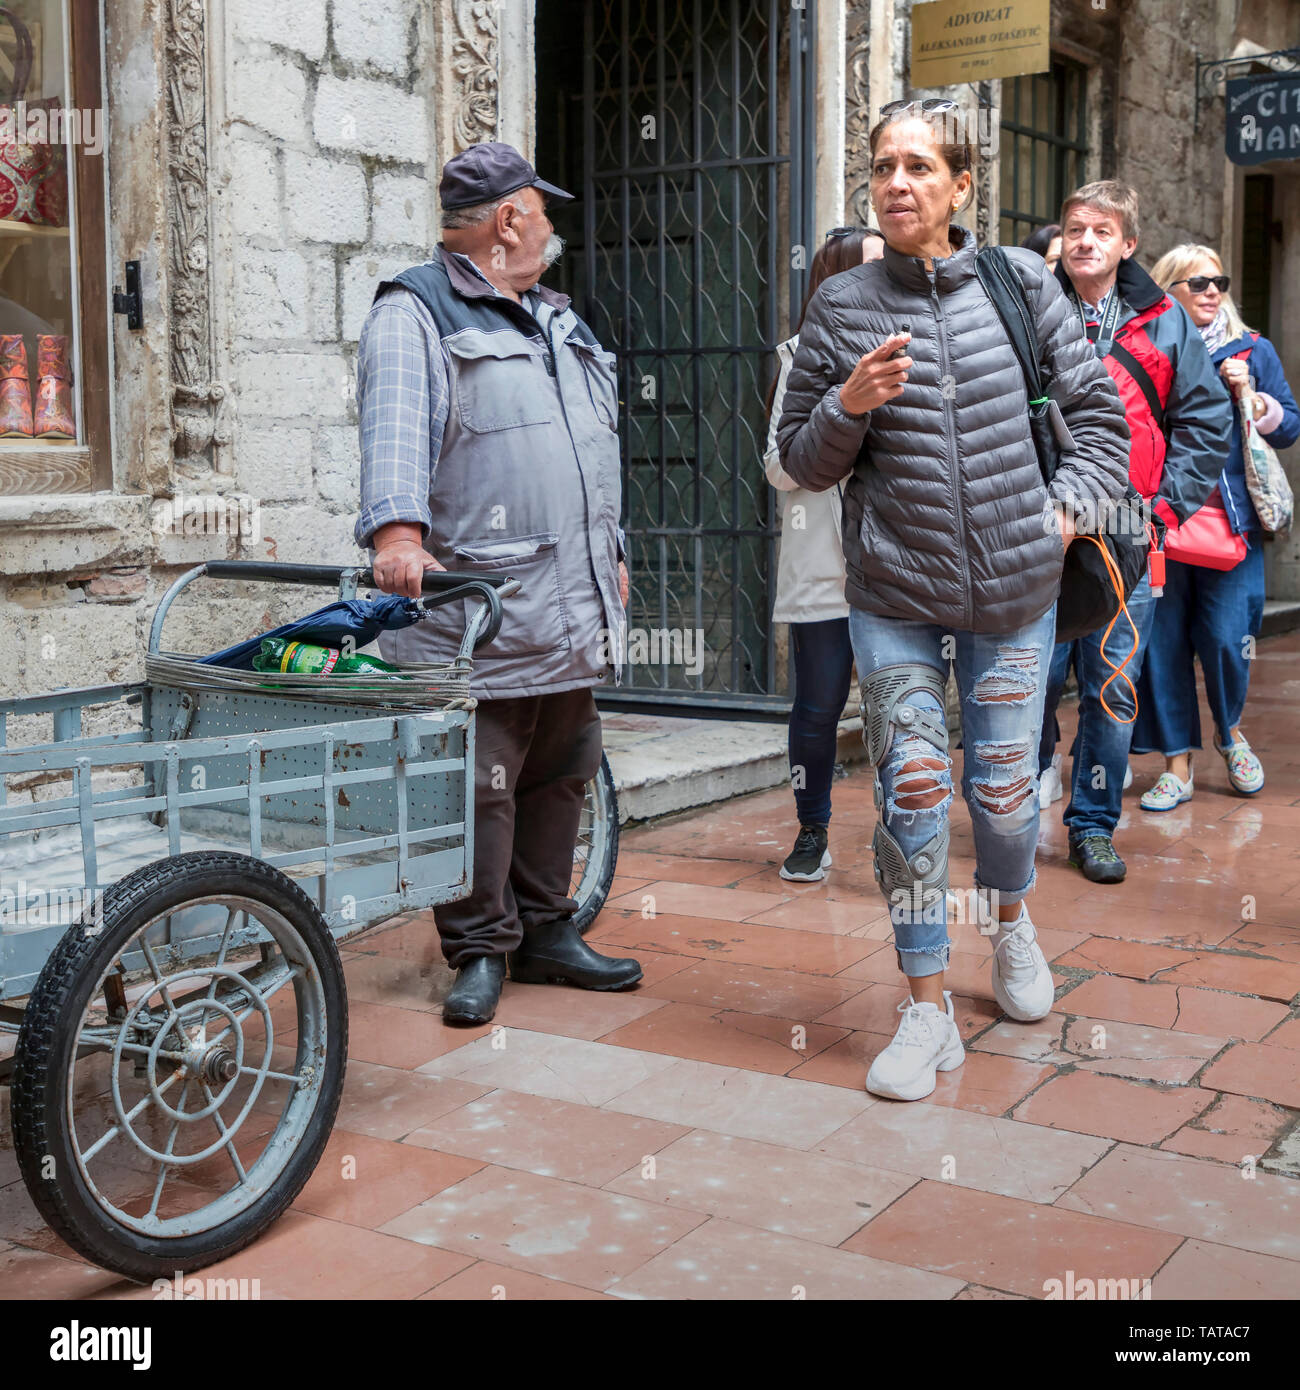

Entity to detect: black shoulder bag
[974,247,1152,645]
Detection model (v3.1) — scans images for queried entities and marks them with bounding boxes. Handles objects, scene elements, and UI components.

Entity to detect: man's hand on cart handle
[372,522,446,598]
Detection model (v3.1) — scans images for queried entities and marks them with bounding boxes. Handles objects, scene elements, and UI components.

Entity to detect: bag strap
[1107,340,1167,435]
[974,247,1046,401]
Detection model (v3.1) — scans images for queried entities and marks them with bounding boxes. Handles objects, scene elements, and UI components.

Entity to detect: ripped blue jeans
[848,603,1056,979]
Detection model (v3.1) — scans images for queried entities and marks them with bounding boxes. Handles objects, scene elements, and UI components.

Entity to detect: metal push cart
[0,560,619,1282]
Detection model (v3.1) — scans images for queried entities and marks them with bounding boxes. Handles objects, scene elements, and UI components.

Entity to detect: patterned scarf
[1199,306,1232,354]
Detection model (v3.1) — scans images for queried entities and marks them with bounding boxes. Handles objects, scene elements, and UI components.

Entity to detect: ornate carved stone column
[975,78,1000,247]
[163,0,231,477]
[845,0,899,229]
[442,0,502,155]
[845,4,875,227]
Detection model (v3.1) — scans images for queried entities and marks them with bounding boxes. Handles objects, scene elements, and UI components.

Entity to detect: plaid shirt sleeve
[353,292,449,550]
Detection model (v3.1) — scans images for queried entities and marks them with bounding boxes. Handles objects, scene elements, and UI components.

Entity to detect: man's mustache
[541,232,565,267]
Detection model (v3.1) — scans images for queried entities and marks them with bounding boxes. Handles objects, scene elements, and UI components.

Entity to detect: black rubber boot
[508,918,643,990]
[442,954,506,1024]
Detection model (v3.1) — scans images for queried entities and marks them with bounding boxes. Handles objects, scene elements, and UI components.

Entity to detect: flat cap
[439,141,574,211]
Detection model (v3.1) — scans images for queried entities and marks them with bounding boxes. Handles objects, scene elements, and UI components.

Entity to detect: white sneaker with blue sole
[1140,770,1193,811]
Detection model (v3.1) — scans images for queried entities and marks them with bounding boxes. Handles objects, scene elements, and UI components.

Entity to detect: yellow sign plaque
[910,0,1051,88]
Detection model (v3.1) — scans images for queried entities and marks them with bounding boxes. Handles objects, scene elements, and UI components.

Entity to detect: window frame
[0,0,109,495]
[998,57,1089,249]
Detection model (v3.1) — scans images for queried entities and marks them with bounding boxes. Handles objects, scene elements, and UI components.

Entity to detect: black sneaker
[780,824,831,882]
[1068,833,1127,884]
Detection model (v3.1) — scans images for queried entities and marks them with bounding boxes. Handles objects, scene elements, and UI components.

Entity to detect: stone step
[601,711,867,825]
[1261,599,1300,639]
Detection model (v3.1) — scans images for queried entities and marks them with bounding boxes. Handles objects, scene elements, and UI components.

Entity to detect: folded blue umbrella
[197,594,422,670]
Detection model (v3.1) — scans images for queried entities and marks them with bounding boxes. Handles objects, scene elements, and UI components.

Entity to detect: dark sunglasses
[1170,275,1230,294]
[879,98,959,118]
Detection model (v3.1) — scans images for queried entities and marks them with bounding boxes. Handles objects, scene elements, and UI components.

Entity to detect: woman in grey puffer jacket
[777,102,1130,1102]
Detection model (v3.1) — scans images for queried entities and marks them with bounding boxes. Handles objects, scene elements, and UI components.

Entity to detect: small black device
[887,323,910,359]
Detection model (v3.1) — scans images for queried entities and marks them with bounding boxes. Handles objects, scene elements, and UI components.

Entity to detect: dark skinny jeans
[788,618,853,826]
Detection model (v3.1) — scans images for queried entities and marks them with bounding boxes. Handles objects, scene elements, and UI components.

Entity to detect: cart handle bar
[148,560,521,658]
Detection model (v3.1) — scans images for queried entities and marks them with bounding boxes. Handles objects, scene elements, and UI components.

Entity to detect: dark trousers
[788,618,853,825]
[1131,532,1265,755]
[1054,573,1159,839]
[1037,645,1078,773]
[434,687,604,969]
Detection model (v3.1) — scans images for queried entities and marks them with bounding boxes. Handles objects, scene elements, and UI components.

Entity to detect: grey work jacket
[357,247,626,699]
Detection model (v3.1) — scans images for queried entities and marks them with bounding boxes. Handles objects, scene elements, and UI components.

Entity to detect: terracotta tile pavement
[2,635,1298,1300]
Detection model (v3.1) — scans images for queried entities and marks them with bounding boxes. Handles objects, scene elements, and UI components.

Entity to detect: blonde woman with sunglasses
[1132,245,1299,805]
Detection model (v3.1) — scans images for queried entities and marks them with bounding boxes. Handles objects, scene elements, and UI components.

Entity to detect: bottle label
[280,642,337,674]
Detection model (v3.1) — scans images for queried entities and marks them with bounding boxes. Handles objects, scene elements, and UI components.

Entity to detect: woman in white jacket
[764,226,885,880]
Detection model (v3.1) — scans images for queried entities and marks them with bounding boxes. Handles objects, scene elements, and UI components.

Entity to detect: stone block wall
[219,0,431,591]
[1111,0,1231,264]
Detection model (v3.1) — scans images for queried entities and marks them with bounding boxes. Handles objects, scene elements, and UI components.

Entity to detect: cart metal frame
[0,562,514,1015]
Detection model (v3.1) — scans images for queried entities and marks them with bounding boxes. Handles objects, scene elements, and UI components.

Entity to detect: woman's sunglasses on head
[825,226,886,243]
[879,98,959,118]
[1170,275,1230,294]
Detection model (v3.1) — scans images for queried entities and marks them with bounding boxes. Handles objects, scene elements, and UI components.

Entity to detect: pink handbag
[1161,500,1247,571]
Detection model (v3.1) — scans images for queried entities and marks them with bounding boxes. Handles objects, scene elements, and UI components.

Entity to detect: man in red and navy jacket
[1037,180,1231,886]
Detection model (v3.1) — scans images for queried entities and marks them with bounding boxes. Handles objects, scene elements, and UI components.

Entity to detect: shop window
[0,0,107,494]
[999,59,1088,249]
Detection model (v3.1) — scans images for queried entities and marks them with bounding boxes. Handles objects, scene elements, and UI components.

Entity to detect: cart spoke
[201,1082,249,1186]
[204,962,301,1049]
[240,1065,301,1086]
[195,908,245,1035]
[76,1024,189,1063]
[148,1078,191,1221]
[80,1066,184,1165]
[137,936,181,1016]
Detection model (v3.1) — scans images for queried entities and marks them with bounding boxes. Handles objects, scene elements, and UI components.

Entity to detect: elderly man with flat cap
[355,141,641,1024]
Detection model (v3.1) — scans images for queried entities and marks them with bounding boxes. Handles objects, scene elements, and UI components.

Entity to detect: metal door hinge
[113,261,143,330]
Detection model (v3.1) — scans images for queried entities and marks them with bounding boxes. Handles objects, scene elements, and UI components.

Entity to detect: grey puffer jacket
[776,224,1131,634]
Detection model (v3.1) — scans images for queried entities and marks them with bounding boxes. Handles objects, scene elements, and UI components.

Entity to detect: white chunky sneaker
[1220,740,1264,796]
[1140,770,1193,812]
[1038,752,1064,810]
[865,991,964,1101]
[990,905,1055,1022]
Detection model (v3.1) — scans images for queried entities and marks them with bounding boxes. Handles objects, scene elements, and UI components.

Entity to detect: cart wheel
[10,851,346,1284]
[570,752,620,934]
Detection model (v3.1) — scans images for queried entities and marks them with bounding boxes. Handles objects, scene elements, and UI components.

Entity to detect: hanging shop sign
[1225,73,1300,166]
[910,0,1050,89]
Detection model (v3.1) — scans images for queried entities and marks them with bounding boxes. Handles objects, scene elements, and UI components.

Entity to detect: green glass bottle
[252,637,401,675]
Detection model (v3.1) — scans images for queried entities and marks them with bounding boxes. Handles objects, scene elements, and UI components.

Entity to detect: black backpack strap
[975,248,1048,397]
[1107,340,1166,435]
[976,247,1056,485]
